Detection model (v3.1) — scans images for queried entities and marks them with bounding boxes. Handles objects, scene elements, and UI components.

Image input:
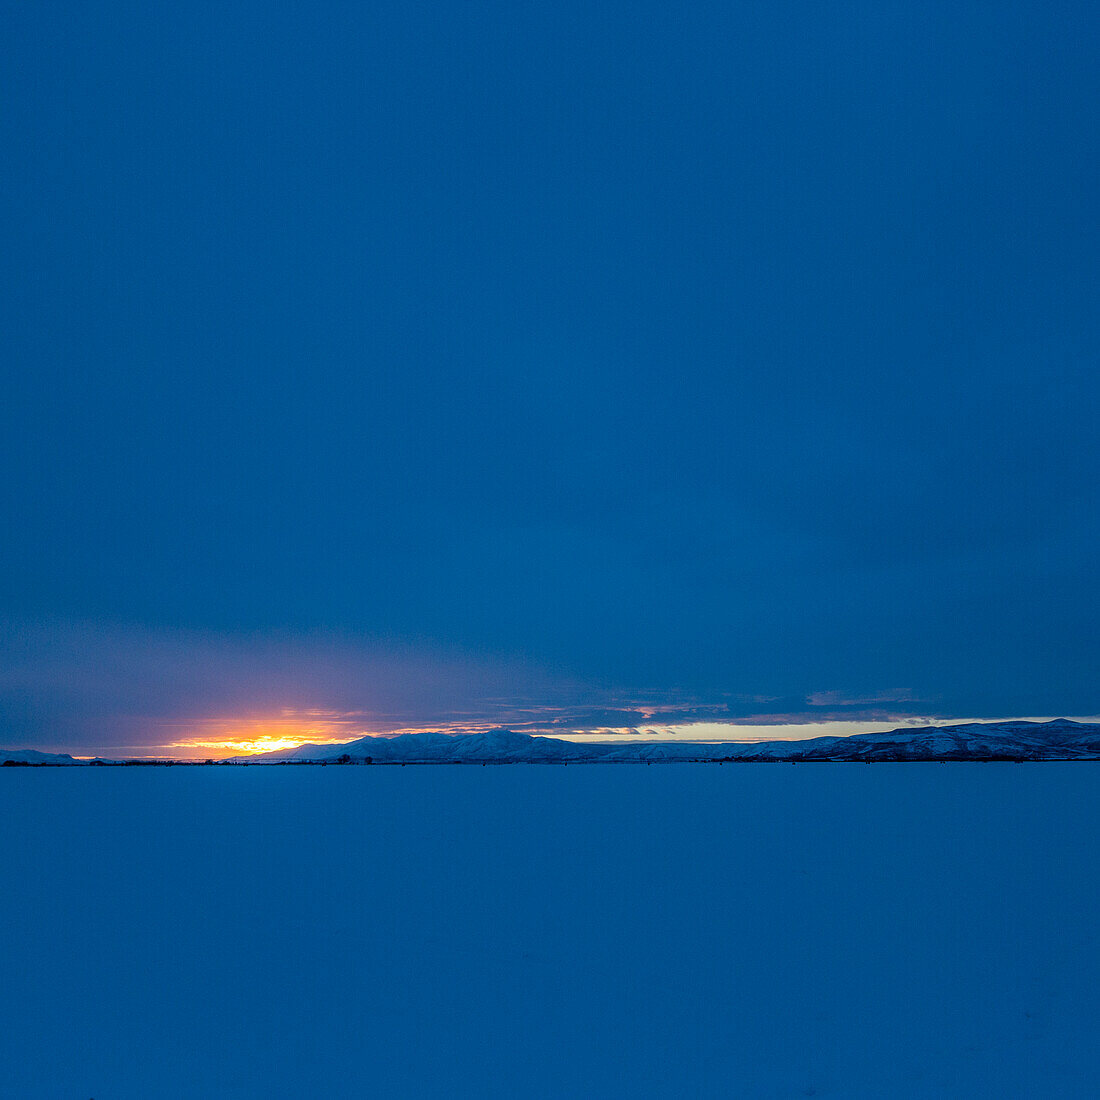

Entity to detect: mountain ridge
[4,720,1099,765]
[229,719,1100,764]
[0,748,82,766]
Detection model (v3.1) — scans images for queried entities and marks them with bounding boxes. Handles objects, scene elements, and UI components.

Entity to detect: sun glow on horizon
[171,734,326,756]
[165,713,368,758]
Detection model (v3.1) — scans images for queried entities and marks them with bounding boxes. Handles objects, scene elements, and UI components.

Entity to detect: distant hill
[0,748,82,766]
[718,718,1100,762]
[232,719,1100,765]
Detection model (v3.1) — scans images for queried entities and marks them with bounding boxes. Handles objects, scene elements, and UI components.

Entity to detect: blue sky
[2,0,1098,754]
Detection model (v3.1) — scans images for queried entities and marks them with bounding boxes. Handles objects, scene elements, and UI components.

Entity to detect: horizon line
[17,714,1100,762]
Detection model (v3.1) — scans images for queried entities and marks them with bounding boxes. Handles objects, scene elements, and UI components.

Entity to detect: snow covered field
[1,765,1098,1098]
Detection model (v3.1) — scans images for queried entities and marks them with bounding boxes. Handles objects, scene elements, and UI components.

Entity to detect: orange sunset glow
[165,713,366,758]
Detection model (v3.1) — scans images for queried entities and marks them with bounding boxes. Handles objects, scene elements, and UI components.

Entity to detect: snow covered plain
[1,764,1098,1098]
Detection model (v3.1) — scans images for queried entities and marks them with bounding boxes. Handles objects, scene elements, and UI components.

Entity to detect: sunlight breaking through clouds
[164,711,370,758]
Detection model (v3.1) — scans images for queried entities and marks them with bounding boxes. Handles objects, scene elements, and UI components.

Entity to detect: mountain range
[231,719,1100,764]
[3,719,1099,765]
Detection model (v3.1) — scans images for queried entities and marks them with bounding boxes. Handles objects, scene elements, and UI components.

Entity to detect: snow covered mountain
[3,720,1097,765]
[718,718,1100,761]
[234,719,1100,764]
[238,728,591,765]
[0,748,82,766]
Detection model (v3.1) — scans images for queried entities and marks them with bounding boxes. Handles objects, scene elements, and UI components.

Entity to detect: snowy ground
[1,765,1098,1098]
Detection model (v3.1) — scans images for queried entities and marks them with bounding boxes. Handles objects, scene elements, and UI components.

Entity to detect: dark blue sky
[3,1,1099,752]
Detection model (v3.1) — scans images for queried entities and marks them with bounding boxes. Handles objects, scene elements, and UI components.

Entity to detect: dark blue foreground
[1,765,1097,1097]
